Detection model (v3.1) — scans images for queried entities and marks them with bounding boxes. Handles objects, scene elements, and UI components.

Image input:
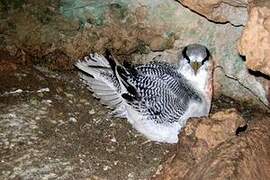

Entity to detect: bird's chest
[180,99,208,122]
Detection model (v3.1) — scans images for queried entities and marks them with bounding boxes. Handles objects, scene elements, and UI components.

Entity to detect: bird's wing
[122,63,202,124]
[75,53,126,116]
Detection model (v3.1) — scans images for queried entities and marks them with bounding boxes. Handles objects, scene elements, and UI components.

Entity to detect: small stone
[65,92,74,98]
[79,99,86,103]
[42,99,52,105]
[46,100,52,103]
[128,172,135,179]
[69,117,77,123]
[37,87,50,93]
[84,102,90,105]
[12,89,23,94]
[110,137,117,143]
[103,165,111,171]
[89,109,95,115]
[8,113,17,118]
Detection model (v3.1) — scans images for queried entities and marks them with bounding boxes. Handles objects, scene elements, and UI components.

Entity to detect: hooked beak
[191,61,201,75]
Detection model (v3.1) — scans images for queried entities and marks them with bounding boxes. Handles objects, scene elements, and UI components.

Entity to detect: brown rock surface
[177,0,248,25]
[238,1,270,76]
[0,2,175,69]
[153,109,270,180]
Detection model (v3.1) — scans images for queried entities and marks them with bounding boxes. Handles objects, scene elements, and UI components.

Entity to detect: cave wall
[0,0,269,107]
[238,0,270,76]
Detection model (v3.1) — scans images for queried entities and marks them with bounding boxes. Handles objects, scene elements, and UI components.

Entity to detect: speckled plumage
[75,44,213,143]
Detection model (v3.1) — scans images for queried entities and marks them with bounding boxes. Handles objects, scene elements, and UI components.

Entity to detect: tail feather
[75,52,126,117]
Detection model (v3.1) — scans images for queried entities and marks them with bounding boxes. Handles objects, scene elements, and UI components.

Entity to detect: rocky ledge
[154,109,270,180]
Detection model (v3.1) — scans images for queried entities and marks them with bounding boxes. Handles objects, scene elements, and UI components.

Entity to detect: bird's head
[179,44,211,76]
[178,44,213,113]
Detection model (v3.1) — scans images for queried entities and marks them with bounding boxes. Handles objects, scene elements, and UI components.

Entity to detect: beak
[191,62,200,75]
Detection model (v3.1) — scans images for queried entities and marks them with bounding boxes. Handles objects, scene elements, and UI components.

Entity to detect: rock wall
[177,0,249,25]
[153,109,270,180]
[238,0,270,76]
[0,0,269,107]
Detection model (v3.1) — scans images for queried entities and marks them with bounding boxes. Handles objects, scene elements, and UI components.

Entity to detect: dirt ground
[0,58,266,180]
[0,60,176,180]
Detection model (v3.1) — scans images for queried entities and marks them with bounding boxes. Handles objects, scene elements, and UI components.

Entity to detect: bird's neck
[181,66,213,115]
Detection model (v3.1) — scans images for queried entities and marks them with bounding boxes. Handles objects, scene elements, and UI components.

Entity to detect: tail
[75,52,125,115]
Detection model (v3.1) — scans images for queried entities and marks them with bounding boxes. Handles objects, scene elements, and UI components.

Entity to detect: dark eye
[182,46,190,63]
[202,58,208,65]
[202,48,211,65]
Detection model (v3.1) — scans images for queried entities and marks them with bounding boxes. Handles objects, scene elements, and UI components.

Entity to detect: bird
[75,44,213,143]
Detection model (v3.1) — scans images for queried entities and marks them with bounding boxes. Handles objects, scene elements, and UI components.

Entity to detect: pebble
[45,100,52,103]
[128,172,135,179]
[110,137,117,143]
[69,117,77,123]
[65,92,74,98]
[103,165,111,171]
[88,109,95,115]
[8,113,17,118]
[37,87,50,93]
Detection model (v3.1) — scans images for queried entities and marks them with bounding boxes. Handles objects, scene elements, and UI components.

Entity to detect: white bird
[75,44,213,143]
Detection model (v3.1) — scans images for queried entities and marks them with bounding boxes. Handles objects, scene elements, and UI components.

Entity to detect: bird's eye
[202,48,211,65]
[201,58,208,65]
[182,46,190,63]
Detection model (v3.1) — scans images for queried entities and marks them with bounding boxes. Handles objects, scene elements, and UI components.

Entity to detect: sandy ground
[0,65,175,180]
